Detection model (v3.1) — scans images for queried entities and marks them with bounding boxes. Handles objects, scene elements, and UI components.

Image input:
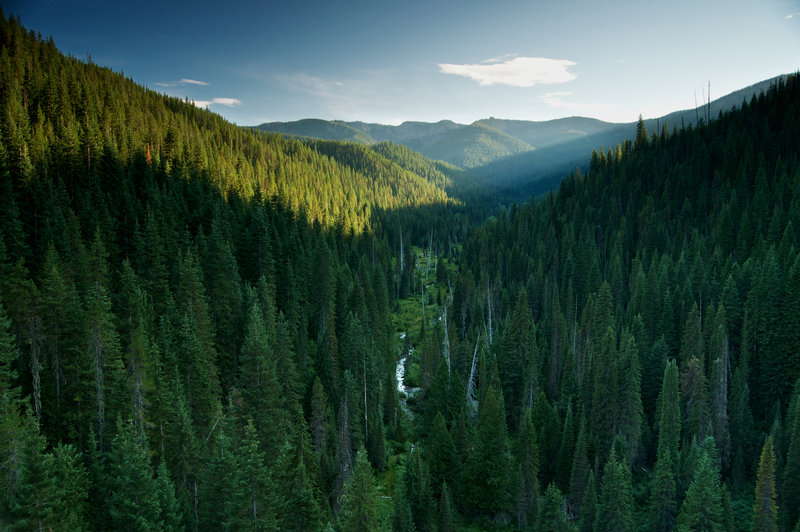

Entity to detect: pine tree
[652,360,681,531]
[784,383,800,531]
[0,297,21,405]
[596,447,635,532]
[338,447,380,532]
[107,417,162,531]
[617,329,643,466]
[239,302,283,458]
[580,469,597,532]
[590,325,618,461]
[676,445,725,532]
[752,436,778,532]
[537,483,569,532]
[569,412,589,516]
[85,249,126,450]
[425,412,457,499]
[463,386,510,515]
[439,481,456,532]
[515,409,540,529]
[500,287,535,426]
[392,461,416,532]
[154,459,184,532]
[235,418,278,531]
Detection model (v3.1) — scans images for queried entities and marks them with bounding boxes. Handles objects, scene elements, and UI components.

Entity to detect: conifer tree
[676,445,725,532]
[784,383,800,531]
[617,329,643,466]
[580,470,596,532]
[752,436,778,532]
[463,386,510,515]
[338,448,380,532]
[392,462,416,532]
[439,481,456,532]
[652,360,681,531]
[239,302,283,457]
[85,238,126,450]
[154,459,184,532]
[596,447,635,532]
[107,417,162,531]
[537,483,570,532]
[0,298,21,405]
[515,409,540,529]
[500,287,535,426]
[426,412,457,499]
[589,324,619,460]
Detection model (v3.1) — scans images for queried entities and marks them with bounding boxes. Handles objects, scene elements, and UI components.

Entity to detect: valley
[1,10,800,532]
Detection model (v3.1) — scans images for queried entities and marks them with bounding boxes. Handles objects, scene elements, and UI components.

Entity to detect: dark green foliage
[676,443,726,532]
[515,409,540,529]
[785,383,800,531]
[3,11,800,532]
[338,448,381,532]
[463,386,511,515]
[752,436,778,532]
[537,483,570,532]
[596,448,635,532]
[425,412,457,498]
[107,418,162,531]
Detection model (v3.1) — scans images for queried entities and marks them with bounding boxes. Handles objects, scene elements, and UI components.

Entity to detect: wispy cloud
[482,53,519,64]
[155,78,210,87]
[193,97,242,108]
[786,12,800,19]
[540,92,614,113]
[438,56,577,87]
[274,73,381,118]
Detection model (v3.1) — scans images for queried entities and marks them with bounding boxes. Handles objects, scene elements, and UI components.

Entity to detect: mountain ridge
[257,75,787,198]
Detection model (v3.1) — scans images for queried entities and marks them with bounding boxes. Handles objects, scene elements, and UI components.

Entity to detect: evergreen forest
[2,11,800,532]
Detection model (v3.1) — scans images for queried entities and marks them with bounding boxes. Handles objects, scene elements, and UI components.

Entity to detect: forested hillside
[2,8,800,532]
[436,74,800,530]
[0,12,443,530]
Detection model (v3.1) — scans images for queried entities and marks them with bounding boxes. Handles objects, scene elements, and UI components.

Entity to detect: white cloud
[155,78,210,87]
[438,56,577,87]
[540,92,614,114]
[211,97,241,106]
[193,97,242,108]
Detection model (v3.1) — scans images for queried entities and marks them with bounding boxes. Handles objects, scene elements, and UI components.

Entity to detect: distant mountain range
[257,76,785,201]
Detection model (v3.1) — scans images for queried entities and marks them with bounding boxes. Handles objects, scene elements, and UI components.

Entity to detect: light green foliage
[752,436,778,532]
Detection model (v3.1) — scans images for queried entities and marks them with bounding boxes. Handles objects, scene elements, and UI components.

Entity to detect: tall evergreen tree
[596,447,635,532]
[652,360,681,531]
[338,448,380,532]
[676,445,725,532]
[107,417,162,531]
[752,436,778,532]
[463,386,510,515]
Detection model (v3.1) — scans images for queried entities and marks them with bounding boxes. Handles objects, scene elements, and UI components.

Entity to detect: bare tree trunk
[466,331,481,417]
[487,282,493,346]
[442,307,450,378]
[399,228,404,272]
[29,312,43,423]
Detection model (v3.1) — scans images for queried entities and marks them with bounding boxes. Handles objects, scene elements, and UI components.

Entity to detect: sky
[5,0,800,126]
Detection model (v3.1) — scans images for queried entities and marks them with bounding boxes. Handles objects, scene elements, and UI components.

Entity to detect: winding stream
[396,332,420,416]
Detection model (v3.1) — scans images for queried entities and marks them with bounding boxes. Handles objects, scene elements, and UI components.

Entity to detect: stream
[395,332,420,416]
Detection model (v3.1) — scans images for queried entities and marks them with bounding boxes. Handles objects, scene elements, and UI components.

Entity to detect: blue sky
[5,0,800,125]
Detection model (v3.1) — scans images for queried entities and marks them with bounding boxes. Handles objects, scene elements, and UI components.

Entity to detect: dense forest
[2,10,800,532]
